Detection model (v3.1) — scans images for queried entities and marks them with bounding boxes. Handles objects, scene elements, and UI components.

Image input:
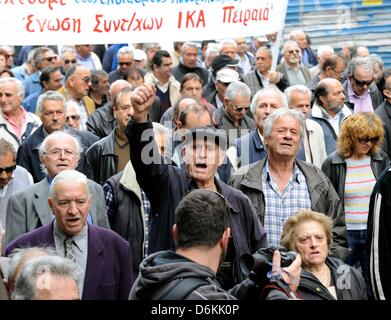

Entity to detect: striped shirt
[344,157,376,230]
[262,162,311,246]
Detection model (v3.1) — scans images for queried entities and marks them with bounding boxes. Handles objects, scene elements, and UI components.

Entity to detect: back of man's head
[175,189,230,250]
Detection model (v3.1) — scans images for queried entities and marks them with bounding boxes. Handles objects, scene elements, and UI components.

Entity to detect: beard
[327,101,344,114]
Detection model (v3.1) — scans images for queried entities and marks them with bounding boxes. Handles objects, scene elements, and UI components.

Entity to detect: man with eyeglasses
[64,100,81,130]
[108,46,134,84]
[60,46,78,75]
[214,80,255,146]
[0,138,33,236]
[75,45,102,71]
[23,47,56,97]
[6,131,109,245]
[276,41,311,87]
[344,56,383,113]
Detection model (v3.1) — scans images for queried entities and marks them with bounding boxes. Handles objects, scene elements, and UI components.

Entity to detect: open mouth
[195,163,207,169]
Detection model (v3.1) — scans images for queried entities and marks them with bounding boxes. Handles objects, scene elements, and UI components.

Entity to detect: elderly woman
[321,112,389,291]
[268,210,367,300]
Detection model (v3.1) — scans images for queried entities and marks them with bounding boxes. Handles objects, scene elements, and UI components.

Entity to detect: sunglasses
[118,62,132,66]
[232,104,250,112]
[353,76,372,87]
[43,56,57,62]
[358,137,379,144]
[64,59,77,65]
[287,49,301,54]
[0,164,16,174]
[66,114,80,121]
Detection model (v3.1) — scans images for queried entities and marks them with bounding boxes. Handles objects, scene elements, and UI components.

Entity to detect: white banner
[0,0,288,45]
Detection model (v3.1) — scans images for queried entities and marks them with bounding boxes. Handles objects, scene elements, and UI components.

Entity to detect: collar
[53,219,88,252]
[264,160,301,184]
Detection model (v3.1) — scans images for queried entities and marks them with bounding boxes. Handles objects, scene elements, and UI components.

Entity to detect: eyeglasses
[358,137,379,144]
[81,76,91,84]
[353,76,372,87]
[231,104,250,112]
[64,59,77,65]
[45,149,76,159]
[287,49,301,54]
[0,164,16,174]
[66,114,80,121]
[43,56,57,62]
[118,62,132,66]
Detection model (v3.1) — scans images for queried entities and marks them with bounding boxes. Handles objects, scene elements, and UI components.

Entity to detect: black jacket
[172,62,209,85]
[86,102,116,139]
[125,119,267,287]
[321,150,390,209]
[85,129,118,186]
[17,125,99,183]
[375,100,391,159]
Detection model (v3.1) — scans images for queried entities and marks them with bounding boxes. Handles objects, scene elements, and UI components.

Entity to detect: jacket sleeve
[90,182,110,229]
[5,194,27,246]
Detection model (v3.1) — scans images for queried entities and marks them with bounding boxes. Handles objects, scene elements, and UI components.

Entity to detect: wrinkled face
[350,66,373,97]
[39,50,56,70]
[44,70,64,91]
[255,50,272,73]
[69,67,91,99]
[181,79,203,100]
[254,92,284,129]
[49,181,91,236]
[41,99,66,133]
[235,38,248,55]
[184,139,224,184]
[0,151,15,188]
[154,56,173,80]
[221,44,237,59]
[113,92,134,131]
[283,43,301,66]
[61,51,77,73]
[40,136,80,178]
[294,32,307,49]
[0,81,23,114]
[36,274,79,300]
[65,104,81,130]
[293,221,329,270]
[288,91,311,119]
[93,75,109,96]
[325,59,346,82]
[225,94,251,123]
[118,53,133,74]
[265,116,301,159]
[182,47,198,68]
[321,81,345,115]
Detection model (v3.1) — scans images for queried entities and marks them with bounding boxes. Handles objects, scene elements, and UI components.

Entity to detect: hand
[130,84,156,123]
[271,250,302,292]
[269,71,282,84]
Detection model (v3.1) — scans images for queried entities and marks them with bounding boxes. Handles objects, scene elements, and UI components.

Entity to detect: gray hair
[178,101,211,128]
[7,247,57,292]
[283,40,300,53]
[250,87,288,114]
[219,39,237,51]
[205,43,220,59]
[64,99,80,115]
[317,45,334,58]
[35,90,65,117]
[0,77,25,98]
[90,69,108,88]
[181,42,198,55]
[117,45,134,59]
[347,56,373,77]
[60,46,76,58]
[263,108,305,140]
[284,85,312,107]
[256,46,273,59]
[11,255,81,300]
[369,54,384,69]
[50,169,89,199]
[224,81,251,101]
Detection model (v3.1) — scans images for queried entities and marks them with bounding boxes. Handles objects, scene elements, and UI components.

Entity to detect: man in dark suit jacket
[5,170,133,300]
[17,91,98,182]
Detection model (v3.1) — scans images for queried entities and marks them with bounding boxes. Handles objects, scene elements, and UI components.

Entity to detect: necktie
[64,236,77,264]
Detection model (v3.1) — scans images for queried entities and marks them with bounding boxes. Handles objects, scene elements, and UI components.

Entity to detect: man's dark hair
[179,102,211,128]
[151,50,171,69]
[180,72,203,92]
[322,54,345,72]
[175,189,230,249]
[0,138,16,160]
[314,81,329,106]
[90,69,108,89]
[39,66,60,86]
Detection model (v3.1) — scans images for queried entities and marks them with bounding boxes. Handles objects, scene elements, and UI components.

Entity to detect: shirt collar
[53,219,88,252]
[264,160,301,184]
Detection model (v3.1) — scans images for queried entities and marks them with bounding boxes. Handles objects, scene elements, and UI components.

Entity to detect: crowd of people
[1,31,391,300]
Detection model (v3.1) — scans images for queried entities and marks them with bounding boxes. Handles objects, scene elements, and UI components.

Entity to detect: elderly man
[6,170,133,300]
[58,65,95,130]
[243,46,288,98]
[229,108,349,260]
[0,77,41,152]
[309,78,352,155]
[235,37,255,75]
[344,56,383,113]
[6,131,109,245]
[16,91,98,183]
[145,50,181,121]
[309,45,334,78]
[64,100,81,130]
[214,81,255,146]
[285,85,327,168]
[125,84,266,290]
[75,44,102,70]
[208,68,240,110]
[108,46,134,84]
[289,29,317,67]
[60,46,78,75]
[232,87,286,169]
[0,139,33,235]
[276,41,311,87]
[88,70,109,109]
[172,42,209,84]
[11,255,80,300]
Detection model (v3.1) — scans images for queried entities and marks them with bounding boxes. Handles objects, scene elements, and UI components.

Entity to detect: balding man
[289,29,317,67]
[309,78,352,155]
[309,45,334,79]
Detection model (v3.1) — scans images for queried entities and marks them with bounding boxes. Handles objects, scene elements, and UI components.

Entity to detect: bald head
[109,80,132,104]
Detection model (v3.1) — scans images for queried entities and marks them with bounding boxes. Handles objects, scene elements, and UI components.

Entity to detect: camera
[240,246,297,283]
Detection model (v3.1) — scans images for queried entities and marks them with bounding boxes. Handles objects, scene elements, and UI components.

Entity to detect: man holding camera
[130,189,302,300]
